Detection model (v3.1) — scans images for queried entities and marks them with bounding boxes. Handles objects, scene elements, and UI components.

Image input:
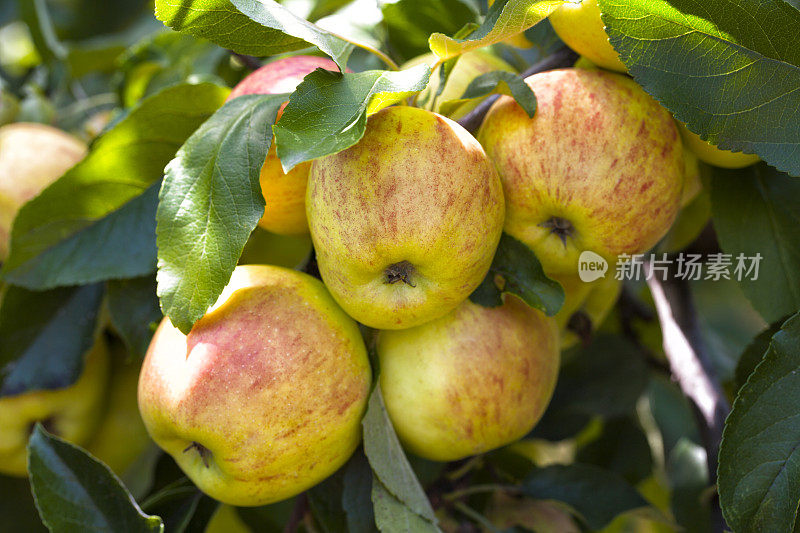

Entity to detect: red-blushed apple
[228,56,342,236]
[377,295,559,461]
[306,105,505,330]
[137,265,371,506]
[478,68,684,275]
[0,123,87,261]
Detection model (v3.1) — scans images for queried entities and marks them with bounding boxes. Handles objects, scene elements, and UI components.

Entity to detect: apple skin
[0,336,110,477]
[307,106,505,330]
[677,122,759,169]
[548,0,626,72]
[377,295,559,461]
[228,56,341,236]
[0,123,87,261]
[137,265,371,506]
[85,352,152,476]
[403,50,516,119]
[478,69,683,275]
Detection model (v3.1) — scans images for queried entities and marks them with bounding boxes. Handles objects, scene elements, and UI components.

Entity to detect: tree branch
[646,268,729,532]
[456,47,578,134]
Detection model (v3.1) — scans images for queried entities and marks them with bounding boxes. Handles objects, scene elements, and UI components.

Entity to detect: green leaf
[156,94,284,334]
[734,320,785,391]
[521,463,650,530]
[440,70,536,118]
[107,275,163,359]
[711,164,800,322]
[141,479,218,533]
[599,0,800,176]
[273,65,430,172]
[647,375,701,456]
[371,475,439,533]
[154,0,308,58]
[469,233,564,316]
[381,0,479,61]
[308,469,348,533]
[362,384,438,526]
[0,283,103,396]
[576,417,653,485]
[0,474,47,532]
[1,83,229,289]
[229,0,354,71]
[343,451,377,533]
[718,313,800,533]
[428,0,562,61]
[666,439,712,533]
[28,425,164,533]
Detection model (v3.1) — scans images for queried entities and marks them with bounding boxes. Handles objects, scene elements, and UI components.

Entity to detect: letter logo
[578,250,608,282]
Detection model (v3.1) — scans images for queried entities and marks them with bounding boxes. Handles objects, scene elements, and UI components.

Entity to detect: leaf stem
[444,483,519,501]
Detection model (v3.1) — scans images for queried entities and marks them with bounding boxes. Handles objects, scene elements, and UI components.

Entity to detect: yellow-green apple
[552,273,621,349]
[307,106,505,330]
[487,492,580,533]
[206,505,252,533]
[138,265,371,506]
[478,68,683,275]
[0,336,109,476]
[403,50,516,119]
[377,295,559,461]
[237,226,312,269]
[548,0,626,72]
[0,123,86,261]
[681,146,703,207]
[85,350,152,476]
[677,122,759,169]
[227,56,342,236]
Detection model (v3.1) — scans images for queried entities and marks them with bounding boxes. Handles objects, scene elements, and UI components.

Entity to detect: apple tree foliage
[0,0,798,531]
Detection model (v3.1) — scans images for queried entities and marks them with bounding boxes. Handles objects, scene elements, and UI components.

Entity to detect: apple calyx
[385,261,416,287]
[184,441,212,468]
[28,416,57,436]
[539,216,575,247]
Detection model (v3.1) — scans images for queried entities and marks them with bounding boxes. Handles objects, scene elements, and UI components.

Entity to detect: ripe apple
[227,55,341,235]
[237,226,312,269]
[548,0,626,72]
[377,295,559,461]
[0,336,109,476]
[677,122,759,169]
[138,265,371,506]
[206,505,251,533]
[680,146,703,207]
[307,106,505,330]
[478,68,683,275]
[85,349,152,476]
[403,49,516,119]
[552,273,621,349]
[0,123,87,261]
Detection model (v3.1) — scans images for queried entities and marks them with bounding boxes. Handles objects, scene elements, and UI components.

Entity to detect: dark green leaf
[647,375,701,456]
[735,320,787,391]
[381,0,478,61]
[236,498,298,532]
[718,312,800,533]
[599,0,800,176]
[343,451,377,533]
[576,417,653,485]
[154,0,308,58]
[362,384,437,525]
[230,0,353,71]
[371,475,438,533]
[156,94,284,334]
[308,469,348,533]
[0,283,103,396]
[711,164,800,322]
[469,233,564,316]
[141,479,218,533]
[521,463,650,531]
[441,70,536,117]
[0,475,47,532]
[666,439,712,533]
[1,83,229,289]
[28,426,163,533]
[273,65,430,172]
[107,275,162,359]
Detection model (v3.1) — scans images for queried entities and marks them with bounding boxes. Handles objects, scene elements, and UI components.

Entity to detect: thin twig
[646,266,729,532]
[456,46,578,134]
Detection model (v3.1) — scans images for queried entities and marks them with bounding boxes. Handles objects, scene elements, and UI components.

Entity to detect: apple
[0,336,110,476]
[478,68,683,275]
[237,226,312,269]
[0,123,87,261]
[548,0,626,72]
[677,121,759,169]
[552,273,621,349]
[486,492,580,533]
[137,265,371,506]
[85,348,152,476]
[403,49,516,119]
[680,146,703,207]
[206,505,251,533]
[228,55,342,236]
[377,295,559,461]
[307,106,505,330]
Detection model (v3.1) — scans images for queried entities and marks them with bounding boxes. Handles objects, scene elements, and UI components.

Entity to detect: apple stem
[183,441,212,468]
[384,261,417,287]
